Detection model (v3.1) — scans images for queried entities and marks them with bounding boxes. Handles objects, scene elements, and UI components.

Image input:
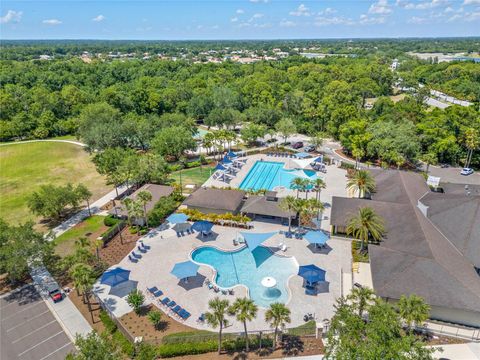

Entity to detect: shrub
[148,196,180,227]
[103,215,119,227]
[185,160,201,168]
[352,241,369,263]
[126,289,145,314]
[112,330,135,357]
[99,310,117,334]
[101,221,126,243]
[340,162,356,170]
[157,341,218,358]
[148,310,162,329]
[168,164,184,172]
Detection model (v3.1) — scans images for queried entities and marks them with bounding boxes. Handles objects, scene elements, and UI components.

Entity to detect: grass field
[54,215,107,257]
[0,141,111,226]
[169,166,214,190]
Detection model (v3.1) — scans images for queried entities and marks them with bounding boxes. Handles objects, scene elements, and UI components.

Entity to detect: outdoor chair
[128,255,138,263]
[137,245,146,253]
[176,232,181,237]
[139,240,150,250]
[179,309,191,320]
[160,297,171,305]
[305,286,317,296]
[213,286,220,292]
[172,305,182,315]
[197,313,206,322]
[131,251,142,259]
[221,289,228,295]
[167,300,176,308]
[147,286,158,296]
[228,289,234,295]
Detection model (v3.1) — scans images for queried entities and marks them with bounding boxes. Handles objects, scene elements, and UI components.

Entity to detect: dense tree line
[1,46,479,168]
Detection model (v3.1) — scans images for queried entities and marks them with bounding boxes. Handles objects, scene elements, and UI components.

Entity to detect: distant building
[182,188,245,214]
[331,170,480,327]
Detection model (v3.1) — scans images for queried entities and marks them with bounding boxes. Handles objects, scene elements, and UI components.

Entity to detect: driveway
[0,285,76,360]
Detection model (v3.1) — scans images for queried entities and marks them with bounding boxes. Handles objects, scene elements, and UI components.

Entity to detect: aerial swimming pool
[191,246,297,307]
[239,161,317,191]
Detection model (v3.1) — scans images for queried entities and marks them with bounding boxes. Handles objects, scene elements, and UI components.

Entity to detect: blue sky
[1,0,479,40]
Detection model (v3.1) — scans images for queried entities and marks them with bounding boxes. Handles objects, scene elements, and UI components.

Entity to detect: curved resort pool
[191,246,298,308]
[239,161,317,191]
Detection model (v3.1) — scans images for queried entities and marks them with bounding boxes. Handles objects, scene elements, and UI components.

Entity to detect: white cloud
[252,13,264,18]
[0,10,22,24]
[289,4,311,16]
[212,25,219,29]
[314,15,355,26]
[444,6,454,12]
[42,19,62,25]
[407,15,429,23]
[397,0,449,10]
[318,8,337,16]
[236,9,245,14]
[279,19,296,27]
[463,0,480,4]
[231,17,239,22]
[92,14,105,22]
[359,14,387,24]
[369,0,392,14]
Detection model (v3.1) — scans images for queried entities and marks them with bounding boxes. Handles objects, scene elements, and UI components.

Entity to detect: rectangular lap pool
[239,160,317,191]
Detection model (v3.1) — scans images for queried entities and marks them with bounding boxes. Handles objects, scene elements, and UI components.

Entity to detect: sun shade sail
[167,213,189,224]
[295,152,311,158]
[240,231,277,252]
[303,230,329,245]
[101,267,131,286]
[298,264,326,284]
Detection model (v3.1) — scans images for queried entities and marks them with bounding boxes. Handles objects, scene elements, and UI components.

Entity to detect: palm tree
[292,198,306,230]
[123,198,134,226]
[93,238,103,260]
[279,196,296,234]
[228,297,258,352]
[69,263,94,302]
[137,190,152,228]
[351,147,365,170]
[265,303,291,350]
[205,297,230,354]
[346,170,376,198]
[311,178,326,219]
[398,294,430,333]
[347,286,375,318]
[290,177,309,199]
[346,207,385,252]
[464,127,479,168]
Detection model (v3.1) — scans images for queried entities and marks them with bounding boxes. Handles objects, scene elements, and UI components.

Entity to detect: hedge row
[101,221,126,243]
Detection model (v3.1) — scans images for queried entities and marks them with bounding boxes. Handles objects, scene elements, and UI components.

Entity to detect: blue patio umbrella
[304,230,329,246]
[298,264,326,284]
[170,261,200,281]
[222,155,233,164]
[167,213,189,224]
[227,151,238,158]
[192,221,213,234]
[215,163,228,171]
[101,267,131,287]
[240,231,277,252]
[313,155,324,163]
[295,152,311,159]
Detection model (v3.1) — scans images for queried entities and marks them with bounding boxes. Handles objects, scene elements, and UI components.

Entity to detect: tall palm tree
[279,196,296,234]
[464,127,479,168]
[69,263,94,302]
[311,178,326,219]
[290,177,305,199]
[346,207,385,252]
[265,303,291,350]
[137,190,152,228]
[130,200,144,235]
[228,297,258,351]
[205,297,230,354]
[346,170,376,198]
[123,198,133,226]
[292,198,306,230]
[347,286,375,318]
[398,294,430,333]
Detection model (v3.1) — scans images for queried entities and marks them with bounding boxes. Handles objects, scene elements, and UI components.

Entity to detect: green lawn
[169,166,214,190]
[54,215,107,257]
[0,142,111,226]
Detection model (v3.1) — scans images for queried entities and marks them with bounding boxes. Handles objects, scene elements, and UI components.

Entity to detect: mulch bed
[99,227,140,266]
[68,287,106,334]
[119,304,196,344]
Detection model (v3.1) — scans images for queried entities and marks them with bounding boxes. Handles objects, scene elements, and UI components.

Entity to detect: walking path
[0,139,86,147]
[49,184,130,239]
[30,266,92,342]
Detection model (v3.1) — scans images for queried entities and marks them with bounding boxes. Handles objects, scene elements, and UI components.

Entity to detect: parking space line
[1,301,43,321]
[17,331,64,357]
[6,309,50,332]
[11,320,57,344]
[38,342,73,360]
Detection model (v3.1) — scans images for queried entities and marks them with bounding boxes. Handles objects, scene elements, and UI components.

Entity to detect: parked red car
[48,286,64,303]
[291,141,304,149]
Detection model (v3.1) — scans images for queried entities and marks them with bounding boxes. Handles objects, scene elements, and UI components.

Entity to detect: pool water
[194,127,209,139]
[191,246,297,307]
[239,161,317,191]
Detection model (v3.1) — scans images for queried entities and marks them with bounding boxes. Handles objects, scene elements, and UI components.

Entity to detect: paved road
[426,166,480,186]
[0,285,76,360]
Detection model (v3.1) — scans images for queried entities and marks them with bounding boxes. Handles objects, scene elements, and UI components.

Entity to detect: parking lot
[1,285,76,360]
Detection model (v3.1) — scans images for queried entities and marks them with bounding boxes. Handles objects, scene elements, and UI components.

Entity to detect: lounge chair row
[204,279,234,295]
[147,286,191,320]
[176,228,194,237]
[128,241,151,263]
[267,152,296,158]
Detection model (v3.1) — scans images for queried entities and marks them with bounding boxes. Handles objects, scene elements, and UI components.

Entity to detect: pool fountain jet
[261,276,281,299]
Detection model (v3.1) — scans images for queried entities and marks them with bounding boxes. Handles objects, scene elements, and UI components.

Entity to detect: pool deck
[94,221,351,332]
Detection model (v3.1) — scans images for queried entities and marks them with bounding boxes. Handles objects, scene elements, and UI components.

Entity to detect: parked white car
[460,168,474,176]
